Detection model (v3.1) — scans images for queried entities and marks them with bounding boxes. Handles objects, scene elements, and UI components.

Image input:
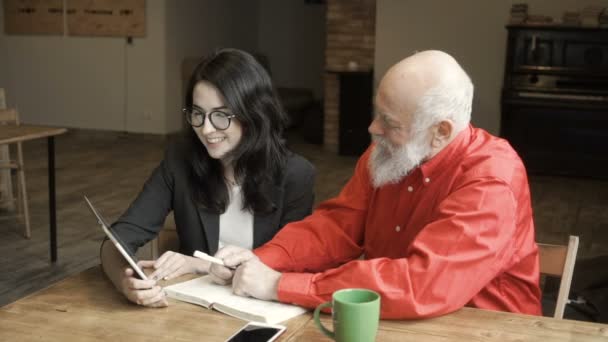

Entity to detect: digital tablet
[84,195,148,280]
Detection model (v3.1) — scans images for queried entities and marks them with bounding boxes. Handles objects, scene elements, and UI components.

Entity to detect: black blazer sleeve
[111,147,176,254]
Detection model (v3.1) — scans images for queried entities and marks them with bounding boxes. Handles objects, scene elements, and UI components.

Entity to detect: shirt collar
[418,124,472,185]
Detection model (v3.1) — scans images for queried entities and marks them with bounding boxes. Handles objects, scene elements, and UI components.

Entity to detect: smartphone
[224,322,286,342]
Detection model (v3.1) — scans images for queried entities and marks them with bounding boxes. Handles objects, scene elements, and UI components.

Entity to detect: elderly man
[210,50,542,319]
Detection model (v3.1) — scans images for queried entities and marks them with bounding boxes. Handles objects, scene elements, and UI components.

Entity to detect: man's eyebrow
[377,111,395,122]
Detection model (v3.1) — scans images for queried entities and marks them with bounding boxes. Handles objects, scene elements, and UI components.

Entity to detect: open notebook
[164,275,307,324]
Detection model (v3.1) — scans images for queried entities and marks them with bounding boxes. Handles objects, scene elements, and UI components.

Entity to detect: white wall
[375,0,608,134]
[0,0,167,133]
[164,0,260,133]
[0,0,262,134]
[257,0,326,98]
[0,19,7,103]
[125,0,167,133]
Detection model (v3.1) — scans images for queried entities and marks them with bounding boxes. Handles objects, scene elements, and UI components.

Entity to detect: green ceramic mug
[313,289,380,342]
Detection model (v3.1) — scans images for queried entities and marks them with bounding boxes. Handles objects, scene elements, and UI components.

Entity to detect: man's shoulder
[461,128,526,183]
[470,128,520,157]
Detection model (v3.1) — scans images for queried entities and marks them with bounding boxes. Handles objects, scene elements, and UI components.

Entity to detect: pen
[193,250,237,270]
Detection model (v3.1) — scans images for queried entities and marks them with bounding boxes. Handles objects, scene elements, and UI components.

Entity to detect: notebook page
[164,275,306,324]
[164,276,231,307]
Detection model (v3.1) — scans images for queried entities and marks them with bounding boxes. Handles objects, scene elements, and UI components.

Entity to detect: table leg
[48,137,57,262]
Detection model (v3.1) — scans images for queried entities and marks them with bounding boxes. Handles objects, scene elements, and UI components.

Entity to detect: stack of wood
[525,14,553,25]
[581,6,604,27]
[600,9,608,28]
[509,3,528,24]
[562,11,581,26]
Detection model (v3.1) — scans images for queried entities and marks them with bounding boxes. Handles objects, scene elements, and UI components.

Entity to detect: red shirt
[255,125,542,319]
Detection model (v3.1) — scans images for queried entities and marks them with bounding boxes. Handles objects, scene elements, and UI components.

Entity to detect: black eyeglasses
[183,108,236,130]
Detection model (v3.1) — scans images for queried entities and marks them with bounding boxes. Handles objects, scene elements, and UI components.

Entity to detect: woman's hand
[120,267,168,307]
[140,251,210,281]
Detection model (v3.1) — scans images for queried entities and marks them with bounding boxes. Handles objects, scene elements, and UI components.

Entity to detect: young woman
[100,48,316,307]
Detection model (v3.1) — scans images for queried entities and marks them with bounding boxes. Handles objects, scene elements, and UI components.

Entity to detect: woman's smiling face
[191,81,243,163]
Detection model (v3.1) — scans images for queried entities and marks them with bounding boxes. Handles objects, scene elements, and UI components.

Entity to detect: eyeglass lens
[188,110,231,130]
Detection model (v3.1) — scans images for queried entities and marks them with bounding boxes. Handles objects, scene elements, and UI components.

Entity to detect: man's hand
[232,258,281,301]
[140,251,208,281]
[120,268,168,307]
[208,245,257,285]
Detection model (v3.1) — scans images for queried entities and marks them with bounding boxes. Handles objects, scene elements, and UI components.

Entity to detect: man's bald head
[376,50,473,136]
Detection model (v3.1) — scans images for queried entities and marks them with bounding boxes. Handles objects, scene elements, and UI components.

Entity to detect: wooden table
[1,266,607,341]
[0,124,67,262]
[294,308,608,341]
[0,266,311,341]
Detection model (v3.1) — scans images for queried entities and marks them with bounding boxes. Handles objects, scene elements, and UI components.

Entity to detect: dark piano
[501,25,608,179]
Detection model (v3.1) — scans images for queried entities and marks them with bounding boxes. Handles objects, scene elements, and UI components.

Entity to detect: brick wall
[324,0,376,153]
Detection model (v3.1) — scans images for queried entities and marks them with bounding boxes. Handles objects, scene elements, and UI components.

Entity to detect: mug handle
[313,301,335,339]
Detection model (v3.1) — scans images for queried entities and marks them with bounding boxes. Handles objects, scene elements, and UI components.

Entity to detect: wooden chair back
[0,88,6,109]
[0,89,30,238]
[0,108,19,125]
[538,235,579,319]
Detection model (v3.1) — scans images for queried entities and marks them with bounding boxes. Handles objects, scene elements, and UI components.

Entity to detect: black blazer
[113,143,316,256]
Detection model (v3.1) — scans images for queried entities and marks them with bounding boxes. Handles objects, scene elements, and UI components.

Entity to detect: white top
[218,185,254,250]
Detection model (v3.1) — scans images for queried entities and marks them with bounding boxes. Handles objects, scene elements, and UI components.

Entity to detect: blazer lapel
[197,207,220,255]
[196,181,284,252]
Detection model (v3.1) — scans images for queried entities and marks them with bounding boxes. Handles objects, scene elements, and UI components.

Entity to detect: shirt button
[424,177,431,183]
[407,186,413,192]
[395,226,401,232]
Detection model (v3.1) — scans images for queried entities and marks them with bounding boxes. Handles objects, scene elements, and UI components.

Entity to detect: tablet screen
[84,196,147,280]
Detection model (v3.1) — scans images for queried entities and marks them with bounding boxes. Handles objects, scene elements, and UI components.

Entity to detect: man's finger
[209,263,234,280]
[231,269,248,298]
[233,287,249,298]
[209,276,229,286]
[223,251,256,267]
[214,245,246,259]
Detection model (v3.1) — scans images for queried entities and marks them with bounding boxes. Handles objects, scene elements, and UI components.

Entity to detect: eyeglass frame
[183,107,237,130]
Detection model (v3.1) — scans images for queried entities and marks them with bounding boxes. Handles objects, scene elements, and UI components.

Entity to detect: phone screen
[226,324,284,342]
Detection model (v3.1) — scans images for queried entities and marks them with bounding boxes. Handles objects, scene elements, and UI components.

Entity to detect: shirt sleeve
[265,177,520,319]
[255,149,373,273]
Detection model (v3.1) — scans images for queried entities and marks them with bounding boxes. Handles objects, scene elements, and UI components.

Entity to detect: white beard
[368,132,432,188]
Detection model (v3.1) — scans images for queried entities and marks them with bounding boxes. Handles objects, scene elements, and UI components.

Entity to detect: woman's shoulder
[162,140,191,169]
[284,151,316,179]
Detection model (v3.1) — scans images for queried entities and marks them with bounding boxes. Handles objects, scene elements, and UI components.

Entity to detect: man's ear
[431,120,453,148]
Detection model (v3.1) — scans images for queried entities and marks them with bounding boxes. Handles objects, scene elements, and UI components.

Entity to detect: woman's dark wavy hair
[184,48,289,214]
